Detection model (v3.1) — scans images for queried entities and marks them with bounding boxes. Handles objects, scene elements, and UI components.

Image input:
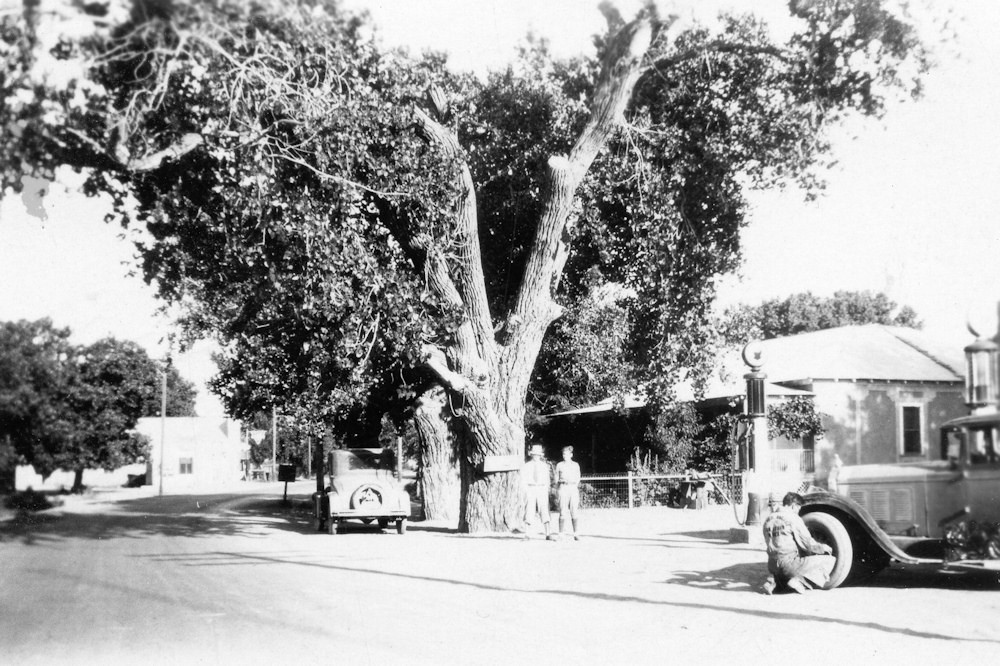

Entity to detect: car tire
[378,518,390,530]
[803,512,853,589]
[327,519,338,535]
[350,484,383,510]
[397,518,406,535]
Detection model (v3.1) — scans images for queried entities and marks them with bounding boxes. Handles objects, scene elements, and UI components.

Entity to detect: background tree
[0,320,197,491]
[2,1,935,528]
[722,290,922,343]
[529,279,638,417]
[56,338,155,491]
[0,319,77,488]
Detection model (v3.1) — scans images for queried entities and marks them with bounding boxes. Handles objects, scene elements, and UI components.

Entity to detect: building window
[179,457,193,474]
[900,406,923,455]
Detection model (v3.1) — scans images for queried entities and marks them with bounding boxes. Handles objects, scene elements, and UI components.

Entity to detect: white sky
[1,0,998,415]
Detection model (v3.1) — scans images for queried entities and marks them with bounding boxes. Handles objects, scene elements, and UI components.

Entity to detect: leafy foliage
[642,404,739,474]
[642,402,701,473]
[530,280,638,414]
[0,319,76,476]
[0,319,196,481]
[723,290,921,343]
[0,0,937,523]
[768,396,826,442]
[641,397,825,474]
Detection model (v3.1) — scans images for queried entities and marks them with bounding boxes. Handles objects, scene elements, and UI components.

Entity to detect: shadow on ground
[582,529,751,553]
[664,562,767,592]
[0,492,323,545]
[664,559,1000,594]
[0,491,465,545]
[142,548,1000,645]
[866,563,1000,591]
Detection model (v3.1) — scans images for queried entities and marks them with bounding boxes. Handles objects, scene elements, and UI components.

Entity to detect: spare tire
[802,512,853,589]
[350,484,383,511]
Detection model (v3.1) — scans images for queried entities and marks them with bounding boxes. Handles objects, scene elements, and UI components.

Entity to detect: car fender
[801,490,925,565]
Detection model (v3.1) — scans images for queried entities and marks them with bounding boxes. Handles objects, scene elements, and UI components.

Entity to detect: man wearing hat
[522,444,556,540]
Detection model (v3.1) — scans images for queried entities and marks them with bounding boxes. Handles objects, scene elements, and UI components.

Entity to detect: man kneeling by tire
[762,492,836,594]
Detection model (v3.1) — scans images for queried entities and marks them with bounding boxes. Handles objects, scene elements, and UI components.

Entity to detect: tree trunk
[0,435,15,494]
[71,468,84,494]
[413,386,461,521]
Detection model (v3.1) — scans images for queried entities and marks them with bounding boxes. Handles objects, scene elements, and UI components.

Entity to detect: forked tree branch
[414,100,497,369]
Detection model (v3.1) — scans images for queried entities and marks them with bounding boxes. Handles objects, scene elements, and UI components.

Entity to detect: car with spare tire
[314,448,411,535]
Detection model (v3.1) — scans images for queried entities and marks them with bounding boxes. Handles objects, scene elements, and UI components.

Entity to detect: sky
[1,0,998,416]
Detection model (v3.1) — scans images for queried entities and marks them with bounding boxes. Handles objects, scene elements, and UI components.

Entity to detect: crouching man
[762,492,835,594]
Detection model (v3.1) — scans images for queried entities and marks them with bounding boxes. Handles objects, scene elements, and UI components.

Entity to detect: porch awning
[545,383,814,418]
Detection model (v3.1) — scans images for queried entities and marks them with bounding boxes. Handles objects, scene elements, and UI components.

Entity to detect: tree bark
[413,386,461,521]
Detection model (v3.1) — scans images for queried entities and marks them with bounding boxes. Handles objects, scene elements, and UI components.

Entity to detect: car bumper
[330,509,409,518]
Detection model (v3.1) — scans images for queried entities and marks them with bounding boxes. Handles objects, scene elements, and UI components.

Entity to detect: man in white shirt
[521,444,556,540]
[555,445,581,540]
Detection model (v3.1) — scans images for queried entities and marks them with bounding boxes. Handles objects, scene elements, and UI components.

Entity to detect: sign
[481,454,523,473]
[277,464,296,482]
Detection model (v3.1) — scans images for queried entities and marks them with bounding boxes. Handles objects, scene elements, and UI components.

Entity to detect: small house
[136,416,245,492]
[757,324,966,484]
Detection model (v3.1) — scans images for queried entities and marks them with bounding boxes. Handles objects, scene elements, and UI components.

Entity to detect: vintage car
[315,448,410,535]
[798,412,1000,588]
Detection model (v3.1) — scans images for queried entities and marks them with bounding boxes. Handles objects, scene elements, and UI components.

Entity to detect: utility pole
[271,405,278,481]
[159,359,168,497]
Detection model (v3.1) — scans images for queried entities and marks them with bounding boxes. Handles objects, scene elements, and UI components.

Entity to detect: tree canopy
[722,289,921,342]
[0,319,196,487]
[1,0,936,528]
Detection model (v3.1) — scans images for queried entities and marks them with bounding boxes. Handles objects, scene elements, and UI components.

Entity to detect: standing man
[762,492,836,594]
[522,444,557,541]
[556,446,581,540]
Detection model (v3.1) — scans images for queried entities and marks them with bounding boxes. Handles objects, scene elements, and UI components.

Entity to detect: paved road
[2,484,998,665]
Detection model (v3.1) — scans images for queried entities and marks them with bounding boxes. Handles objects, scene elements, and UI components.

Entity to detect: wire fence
[578,472,744,510]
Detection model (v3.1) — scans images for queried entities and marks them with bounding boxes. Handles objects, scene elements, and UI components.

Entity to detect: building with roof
[541,383,816,474]
[136,416,246,493]
[539,324,967,482]
[756,324,966,484]
[14,416,247,492]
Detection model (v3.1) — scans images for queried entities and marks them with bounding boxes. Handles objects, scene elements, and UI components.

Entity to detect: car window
[969,426,1000,465]
[330,449,396,474]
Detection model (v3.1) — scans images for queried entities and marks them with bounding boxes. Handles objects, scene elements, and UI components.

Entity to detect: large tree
[1,0,934,529]
[0,320,197,490]
[0,319,77,486]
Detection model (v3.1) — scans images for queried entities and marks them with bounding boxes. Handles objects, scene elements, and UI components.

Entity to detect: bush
[4,488,53,512]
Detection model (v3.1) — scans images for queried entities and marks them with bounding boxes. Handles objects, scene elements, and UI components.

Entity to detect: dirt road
[2,484,997,665]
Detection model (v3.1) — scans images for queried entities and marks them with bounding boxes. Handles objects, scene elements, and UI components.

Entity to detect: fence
[578,472,744,509]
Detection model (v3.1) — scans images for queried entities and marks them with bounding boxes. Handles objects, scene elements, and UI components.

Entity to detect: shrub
[4,488,53,512]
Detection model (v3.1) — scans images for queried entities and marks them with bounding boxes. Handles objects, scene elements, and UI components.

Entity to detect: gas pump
[727,342,772,542]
